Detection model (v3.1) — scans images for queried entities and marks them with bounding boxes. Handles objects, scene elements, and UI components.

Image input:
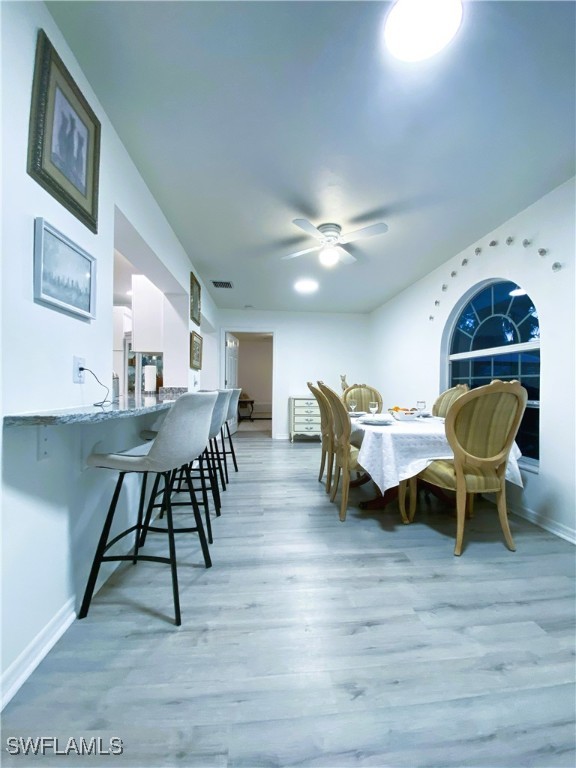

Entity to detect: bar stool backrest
[226,388,242,421]
[147,391,217,471]
[204,389,232,439]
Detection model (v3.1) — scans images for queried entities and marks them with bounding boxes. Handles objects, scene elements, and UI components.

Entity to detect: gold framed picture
[190,331,203,370]
[190,271,201,326]
[27,30,101,233]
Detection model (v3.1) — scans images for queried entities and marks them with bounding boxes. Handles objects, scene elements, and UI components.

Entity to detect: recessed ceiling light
[384,0,463,62]
[294,279,319,294]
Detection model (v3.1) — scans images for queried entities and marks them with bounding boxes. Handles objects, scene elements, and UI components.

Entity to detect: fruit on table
[391,406,417,412]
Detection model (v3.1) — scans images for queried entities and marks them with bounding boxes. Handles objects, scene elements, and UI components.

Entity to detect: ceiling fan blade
[340,222,389,244]
[292,218,323,239]
[337,246,357,265]
[280,245,321,261]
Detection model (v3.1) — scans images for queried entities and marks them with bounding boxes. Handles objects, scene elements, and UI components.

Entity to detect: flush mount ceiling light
[509,287,527,297]
[318,246,340,268]
[384,0,463,62]
[294,279,319,294]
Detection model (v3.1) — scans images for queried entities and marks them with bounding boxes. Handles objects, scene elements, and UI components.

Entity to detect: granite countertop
[3,395,175,427]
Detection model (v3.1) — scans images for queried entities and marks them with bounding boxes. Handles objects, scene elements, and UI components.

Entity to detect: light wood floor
[2,433,575,767]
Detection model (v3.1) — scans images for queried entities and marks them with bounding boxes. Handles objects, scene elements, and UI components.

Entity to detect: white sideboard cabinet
[289,396,321,441]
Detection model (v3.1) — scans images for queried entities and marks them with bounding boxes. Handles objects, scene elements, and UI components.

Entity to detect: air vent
[211,280,234,289]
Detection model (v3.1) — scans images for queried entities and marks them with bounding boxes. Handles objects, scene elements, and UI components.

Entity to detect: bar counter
[3,395,175,427]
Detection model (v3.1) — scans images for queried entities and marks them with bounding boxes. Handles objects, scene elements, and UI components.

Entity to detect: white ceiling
[48,1,575,314]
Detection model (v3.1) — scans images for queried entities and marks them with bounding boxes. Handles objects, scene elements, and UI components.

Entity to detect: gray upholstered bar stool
[200,389,232,494]
[221,387,242,482]
[79,391,217,626]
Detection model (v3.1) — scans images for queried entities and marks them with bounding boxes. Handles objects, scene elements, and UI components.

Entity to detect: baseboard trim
[510,503,576,545]
[1,598,76,711]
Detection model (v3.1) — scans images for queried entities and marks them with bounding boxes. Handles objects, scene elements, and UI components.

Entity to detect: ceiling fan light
[384,0,463,62]
[319,246,340,268]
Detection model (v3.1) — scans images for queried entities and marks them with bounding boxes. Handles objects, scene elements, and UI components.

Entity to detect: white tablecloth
[353,417,523,495]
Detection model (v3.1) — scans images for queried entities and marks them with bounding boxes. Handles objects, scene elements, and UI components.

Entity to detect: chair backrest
[445,380,527,474]
[225,388,242,421]
[147,391,217,471]
[432,384,469,417]
[318,381,351,453]
[307,381,333,446]
[342,383,383,413]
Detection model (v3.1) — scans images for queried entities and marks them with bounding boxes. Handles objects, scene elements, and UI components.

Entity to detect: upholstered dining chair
[79,391,217,625]
[307,381,335,493]
[342,384,383,413]
[403,380,527,556]
[318,381,366,522]
[432,383,469,418]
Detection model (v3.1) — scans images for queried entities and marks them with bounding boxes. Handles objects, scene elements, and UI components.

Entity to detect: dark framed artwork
[28,29,101,233]
[190,331,203,370]
[34,217,96,320]
[190,271,201,326]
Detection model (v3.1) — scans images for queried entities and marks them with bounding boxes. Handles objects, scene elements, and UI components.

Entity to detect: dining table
[350,414,523,515]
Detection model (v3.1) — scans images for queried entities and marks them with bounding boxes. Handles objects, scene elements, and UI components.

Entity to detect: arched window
[449,280,540,463]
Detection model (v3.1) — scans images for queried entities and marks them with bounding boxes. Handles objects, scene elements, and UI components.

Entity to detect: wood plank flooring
[2,433,575,767]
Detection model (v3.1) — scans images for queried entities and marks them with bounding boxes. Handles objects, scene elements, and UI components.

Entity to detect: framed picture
[190,331,203,370]
[34,218,96,320]
[190,271,201,326]
[28,30,101,233]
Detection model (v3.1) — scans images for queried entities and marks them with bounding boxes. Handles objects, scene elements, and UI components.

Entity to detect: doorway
[225,331,273,437]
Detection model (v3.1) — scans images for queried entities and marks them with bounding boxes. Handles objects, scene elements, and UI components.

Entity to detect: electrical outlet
[73,356,85,384]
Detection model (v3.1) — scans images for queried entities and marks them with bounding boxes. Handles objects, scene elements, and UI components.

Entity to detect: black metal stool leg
[203,447,222,515]
[220,426,229,484]
[140,472,162,547]
[79,473,126,619]
[211,437,227,491]
[162,473,181,626]
[225,421,239,472]
[184,464,212,568]
[132,472,148,564]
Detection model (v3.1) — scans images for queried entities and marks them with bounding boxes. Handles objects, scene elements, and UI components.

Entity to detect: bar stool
[200,389,232,494]
[78,391,217,626]
[220,387,242,483]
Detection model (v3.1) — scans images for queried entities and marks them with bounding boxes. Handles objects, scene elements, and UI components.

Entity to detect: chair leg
[496,487,516,551]
[161,473,181,626]
[225,421,239,472]
[79,473,126,619]
[397,480,410,524]
[318,447,326,483]
[408,477,419,522]
[330,466,341,502]
[339,473,350,522]
[140,473,163,547]
[454,484,467,556]
[211,437,226,491]
[132,472,148,563]
[202,448,221,516]
[326,450,334,494]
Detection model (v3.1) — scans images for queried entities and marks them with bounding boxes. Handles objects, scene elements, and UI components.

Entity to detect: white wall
[218,311,372,439]
[369,178,575,542]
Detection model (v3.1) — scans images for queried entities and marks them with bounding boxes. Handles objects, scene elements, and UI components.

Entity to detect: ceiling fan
[281,218,389,267]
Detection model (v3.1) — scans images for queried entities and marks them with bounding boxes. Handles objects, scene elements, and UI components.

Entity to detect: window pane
[472,316,518,349]
[521,350,540,375]
[456,303,479,334]
[493,281,516,316]
[518,314,541,342]
[451,328,472,354]
[508,294,537,327]
[451,360,470,379]
[472,357,492,377]
[516,406,539,461]
[493,354,519,377]
[521,376,540,401]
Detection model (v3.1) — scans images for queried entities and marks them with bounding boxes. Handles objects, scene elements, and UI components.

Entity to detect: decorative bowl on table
[388,407,419,421]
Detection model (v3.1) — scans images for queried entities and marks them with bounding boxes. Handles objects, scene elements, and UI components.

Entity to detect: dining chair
[431,383,469,417]
[342,384,383,413]
[318,381,366,521]
[79,391,217,625]
[404,380,527,556]
[307,381,335,493]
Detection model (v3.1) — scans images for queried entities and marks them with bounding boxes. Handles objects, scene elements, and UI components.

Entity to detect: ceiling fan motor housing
[317,223,342,245]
